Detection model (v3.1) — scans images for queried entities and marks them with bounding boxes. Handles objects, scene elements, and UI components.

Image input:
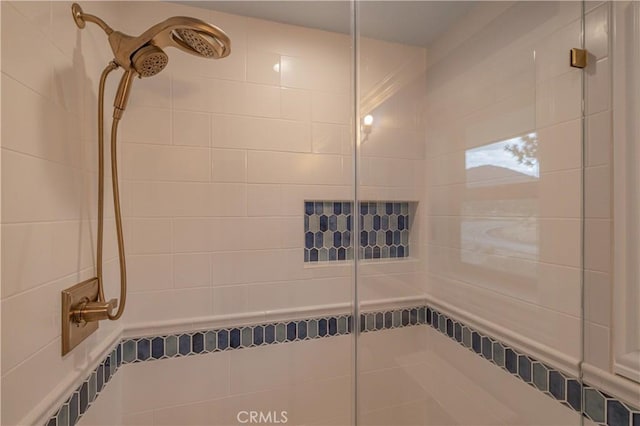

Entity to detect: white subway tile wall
[1,1,125,425]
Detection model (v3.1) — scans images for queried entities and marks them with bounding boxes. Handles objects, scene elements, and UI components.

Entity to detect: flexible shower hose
[96,61,127,320]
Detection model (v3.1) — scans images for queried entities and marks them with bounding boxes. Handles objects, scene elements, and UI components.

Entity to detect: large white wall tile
[1,221,94,297]
[120,107,172,145]
[123,287,213,324]
[247,50,281,86]
[211,148,246,182]
[585,3,609,61]
[2,74,82,167]
[212,115,311,152]
[247,151,344,185]
[128,254,173,292]
[586,111,611,167]
[535,69,582,128]
[1,3,53,98]
[130,182,246,217]
[586,58,611,115]
[229,335,350,394]
[2,150,86,224]
[172,74,213,113]
[122,143,210,182]
[128,218,172,255]
[121,353,230,414]
[173,110,210,147]
[311,91,350,124]
[173,253,211,288]
[281,88,311,122]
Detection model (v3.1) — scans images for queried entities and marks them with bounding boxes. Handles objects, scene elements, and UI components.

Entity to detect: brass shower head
[72,3,230,74]
[71,2,231,115]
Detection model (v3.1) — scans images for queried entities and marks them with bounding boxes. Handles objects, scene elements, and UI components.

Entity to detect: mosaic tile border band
[46,305,639,426]
[46,344,122,426]
[421,307,640,426]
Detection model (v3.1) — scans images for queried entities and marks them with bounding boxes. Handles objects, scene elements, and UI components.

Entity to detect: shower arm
[72,3,113,35]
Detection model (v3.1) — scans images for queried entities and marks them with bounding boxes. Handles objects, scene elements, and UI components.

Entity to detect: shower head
[106,15,231,74]
[71,3,231,115]
[72,3,230,74]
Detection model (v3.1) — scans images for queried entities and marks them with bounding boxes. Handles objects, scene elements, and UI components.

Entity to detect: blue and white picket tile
[46,344,122,426]
[304,201,410,262]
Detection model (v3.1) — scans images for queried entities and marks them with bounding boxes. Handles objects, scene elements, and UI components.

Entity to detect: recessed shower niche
[304,201,415,262]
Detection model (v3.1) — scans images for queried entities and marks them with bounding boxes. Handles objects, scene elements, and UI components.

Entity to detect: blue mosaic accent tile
[96,364,104,393]
[286,322,297,341]
[205,331,217,352]
[218,329,229,350]
[445,318,453,336]
[88,373,97,404]
[505,348,518,374]
[566,379,581,411]
[608,400,630,426]
[230,328,241,348]
[533,362,548,391]
[69,392,79,426]
[518,355,532,383]
[254,326,264,345]
[166,335,178,357]
[151,337,164,359]
[241,327,252,347]
[549,370,566,401]
[493,342,505,367]
[179,334,191,355]
[482,336,493,360]
[276,323,286,342]
[137,338,150,361]
[329,317,338,335]
[298,321,308,339]
[584,388,606,423]
[123,339,135,363]
[304,201,410,262]
[46,343,122,426]
[79,383,88,418]
[192,332,205,353]
[472,331,482,354]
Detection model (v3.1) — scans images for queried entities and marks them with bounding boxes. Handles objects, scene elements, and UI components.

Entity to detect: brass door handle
[71,298,118,324]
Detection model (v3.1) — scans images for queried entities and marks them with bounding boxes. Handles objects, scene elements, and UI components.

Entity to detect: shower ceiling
[176,1,475,46]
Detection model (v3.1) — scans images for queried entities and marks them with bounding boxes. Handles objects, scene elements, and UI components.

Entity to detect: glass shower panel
[104,2,356,425]
[355,2,585,425]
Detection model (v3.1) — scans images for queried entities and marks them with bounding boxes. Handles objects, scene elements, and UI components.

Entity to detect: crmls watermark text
[236,411,288,424]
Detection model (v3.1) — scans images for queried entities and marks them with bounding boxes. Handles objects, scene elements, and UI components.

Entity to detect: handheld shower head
[131,45,169,77]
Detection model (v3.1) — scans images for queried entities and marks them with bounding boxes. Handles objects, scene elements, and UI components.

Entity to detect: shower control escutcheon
[61,278,117,355]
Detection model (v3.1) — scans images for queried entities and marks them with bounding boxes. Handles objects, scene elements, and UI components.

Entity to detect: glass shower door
[354,2,586,425]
